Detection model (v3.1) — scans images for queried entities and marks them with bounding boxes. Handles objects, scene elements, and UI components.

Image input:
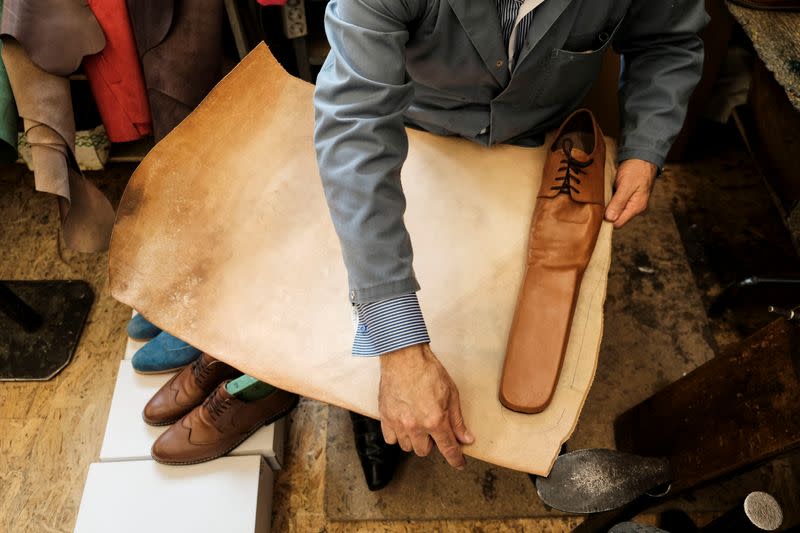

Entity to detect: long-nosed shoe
[151,382,299,465]
[500,108,606,414]
[143,353,241,426]
[131,331,202,374]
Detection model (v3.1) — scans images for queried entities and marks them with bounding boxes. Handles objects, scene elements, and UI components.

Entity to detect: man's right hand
[378,343,474,469]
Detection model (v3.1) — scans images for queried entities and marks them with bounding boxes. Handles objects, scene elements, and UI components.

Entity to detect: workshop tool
[535,449,672,514]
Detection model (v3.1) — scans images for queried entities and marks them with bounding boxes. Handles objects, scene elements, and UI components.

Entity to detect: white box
[124,311,149,360]
[74,456,273,533]
[100,360,285,470]
[123,337,147,360]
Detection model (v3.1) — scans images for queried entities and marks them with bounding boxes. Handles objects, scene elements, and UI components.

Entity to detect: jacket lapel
[446,0,509,86]
[515,0,574,67]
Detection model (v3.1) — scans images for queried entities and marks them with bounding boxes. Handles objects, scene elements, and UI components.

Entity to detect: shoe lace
[191,356,210,382]
[204,390,231,422]
[551,138,592,195]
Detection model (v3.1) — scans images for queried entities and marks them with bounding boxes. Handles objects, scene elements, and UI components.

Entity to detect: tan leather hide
[109,43,614,475]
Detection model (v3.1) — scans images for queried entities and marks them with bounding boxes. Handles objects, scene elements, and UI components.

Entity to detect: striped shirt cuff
[352,293,430,356]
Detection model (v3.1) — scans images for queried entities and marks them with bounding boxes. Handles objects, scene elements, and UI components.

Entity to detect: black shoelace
[551,138,593,195]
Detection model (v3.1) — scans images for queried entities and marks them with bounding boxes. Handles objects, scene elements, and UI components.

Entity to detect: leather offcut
[2,39,114,252]
[0,0,105,76]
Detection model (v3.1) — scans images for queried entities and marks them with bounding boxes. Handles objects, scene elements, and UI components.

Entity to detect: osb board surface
[727,2,800,110]
[108,43,614,475]
[0,163,132,533]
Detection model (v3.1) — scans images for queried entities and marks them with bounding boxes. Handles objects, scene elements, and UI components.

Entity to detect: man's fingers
[605,181,634,222]
[448,389,474,444]
[612,191,649,228]
[410,433,434,457]
[381,422,398,445]
[431,428,466,469]
[398,435,413,453]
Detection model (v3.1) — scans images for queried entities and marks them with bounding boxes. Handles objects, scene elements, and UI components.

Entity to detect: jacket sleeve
[613,0,709,168]
[314,0,423,304]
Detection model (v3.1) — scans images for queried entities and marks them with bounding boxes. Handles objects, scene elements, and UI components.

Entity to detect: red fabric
[83,0,152,142]
[257,0,287,5]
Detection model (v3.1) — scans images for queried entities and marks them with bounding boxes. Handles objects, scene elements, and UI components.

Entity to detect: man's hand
[379,343,474,469]
[604,158,657,229]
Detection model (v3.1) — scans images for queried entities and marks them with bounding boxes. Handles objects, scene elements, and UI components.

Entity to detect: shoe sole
[133,365,187,375]
[142,413,182,427]
[151,394,300,466]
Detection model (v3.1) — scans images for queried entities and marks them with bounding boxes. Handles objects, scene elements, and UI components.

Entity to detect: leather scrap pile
[0,0,225,251]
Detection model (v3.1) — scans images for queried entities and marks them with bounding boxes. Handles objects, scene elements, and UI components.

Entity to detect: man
[314,0,707,483]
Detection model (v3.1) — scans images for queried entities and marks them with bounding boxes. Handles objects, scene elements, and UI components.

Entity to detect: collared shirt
[352,0,536,356]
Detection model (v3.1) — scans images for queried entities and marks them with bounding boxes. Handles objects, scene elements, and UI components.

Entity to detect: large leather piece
[109,44,615,475]
[2,39,115,252]
[83,0,152,142]
[0,0,105,76]
[126,0,224,141]
[500,110,606,414]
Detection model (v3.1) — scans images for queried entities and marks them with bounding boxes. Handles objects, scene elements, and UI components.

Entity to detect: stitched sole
[133,365,187,375]
[142,414,181,427]
[151,395,299,466]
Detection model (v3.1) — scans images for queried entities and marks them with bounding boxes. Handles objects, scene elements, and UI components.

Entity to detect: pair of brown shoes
[144,353,298,465]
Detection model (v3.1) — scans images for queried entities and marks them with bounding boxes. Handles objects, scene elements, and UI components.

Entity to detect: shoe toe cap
[127,314,162,340]
[151,423,193,464]
[132,333,201,373]
[143,391,179,426]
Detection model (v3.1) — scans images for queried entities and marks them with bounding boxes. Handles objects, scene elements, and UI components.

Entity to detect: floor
[1,124,797,532]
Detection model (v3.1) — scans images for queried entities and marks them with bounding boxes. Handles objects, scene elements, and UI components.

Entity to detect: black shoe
[349,411,402,491]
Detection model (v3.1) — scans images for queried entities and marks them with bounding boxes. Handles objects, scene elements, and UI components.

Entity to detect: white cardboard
[74,456,273,533]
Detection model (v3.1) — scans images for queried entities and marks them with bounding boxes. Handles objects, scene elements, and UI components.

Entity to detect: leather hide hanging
[109,44,615,475]
[125,0,224,141]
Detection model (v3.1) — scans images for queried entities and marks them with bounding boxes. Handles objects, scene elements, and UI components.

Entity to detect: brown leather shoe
[142,353,241,426]
[151,382,299,465]
[500,109,606,414]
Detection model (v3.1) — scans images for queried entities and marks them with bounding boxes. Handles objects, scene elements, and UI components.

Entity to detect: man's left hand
[604,158,657,229]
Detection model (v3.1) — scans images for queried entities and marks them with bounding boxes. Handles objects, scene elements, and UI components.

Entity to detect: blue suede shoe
[131,332,202,374]
[127,313,163,341]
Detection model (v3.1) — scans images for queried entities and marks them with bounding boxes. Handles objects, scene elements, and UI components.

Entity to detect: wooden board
[615,318,800,492]
[727,2,800,111]
[108,43,615,475]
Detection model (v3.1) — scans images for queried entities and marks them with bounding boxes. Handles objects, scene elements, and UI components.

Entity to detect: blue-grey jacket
[314,0,707,304]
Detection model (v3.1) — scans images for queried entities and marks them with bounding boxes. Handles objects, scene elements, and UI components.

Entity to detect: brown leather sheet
[109,44,614,475]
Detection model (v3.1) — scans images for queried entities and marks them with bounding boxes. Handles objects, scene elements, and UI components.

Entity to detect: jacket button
[495,59,504,68]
